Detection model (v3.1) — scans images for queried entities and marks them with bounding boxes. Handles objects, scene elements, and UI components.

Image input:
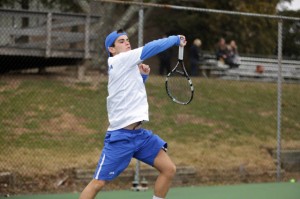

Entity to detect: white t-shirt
[106,47,149,131]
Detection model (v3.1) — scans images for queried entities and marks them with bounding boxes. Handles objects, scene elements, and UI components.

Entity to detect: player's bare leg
[79,179,106,199]
[153,149,176,198]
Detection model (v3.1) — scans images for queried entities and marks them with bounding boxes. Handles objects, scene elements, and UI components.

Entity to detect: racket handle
[178,46,184,60]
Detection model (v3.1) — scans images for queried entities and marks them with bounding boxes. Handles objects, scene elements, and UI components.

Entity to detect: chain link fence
[0,0,299,195]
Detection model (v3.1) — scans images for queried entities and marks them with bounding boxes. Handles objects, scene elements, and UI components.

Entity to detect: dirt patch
[0,81,21,92]
[0,66,107,91]
[168,138,276,172]
[175,114,224,127]
[44,111,96,135]
[0,147,101,176]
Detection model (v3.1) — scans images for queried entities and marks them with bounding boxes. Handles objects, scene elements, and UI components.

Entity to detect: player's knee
[165,163,176,179]
[91,179,106,192]
[170,163,177,177]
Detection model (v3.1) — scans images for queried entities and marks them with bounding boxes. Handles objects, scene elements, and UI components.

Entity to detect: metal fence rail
[0,8,100,59]
[98,0,300,21]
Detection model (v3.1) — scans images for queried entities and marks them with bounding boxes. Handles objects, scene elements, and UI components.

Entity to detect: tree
[151,0,294,56]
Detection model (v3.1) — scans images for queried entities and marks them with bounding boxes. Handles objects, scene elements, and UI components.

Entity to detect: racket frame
[165,46,194,105]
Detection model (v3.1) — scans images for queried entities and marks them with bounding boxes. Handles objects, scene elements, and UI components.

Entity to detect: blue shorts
[93,128,167,181]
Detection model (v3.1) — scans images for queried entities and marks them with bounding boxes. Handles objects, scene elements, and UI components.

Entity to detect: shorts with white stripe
[93,128,167,181]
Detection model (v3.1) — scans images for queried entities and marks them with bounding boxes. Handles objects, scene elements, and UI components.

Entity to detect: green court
[7,182,300,199]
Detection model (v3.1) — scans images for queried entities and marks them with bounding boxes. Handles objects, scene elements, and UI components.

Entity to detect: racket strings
[167,71,192,103]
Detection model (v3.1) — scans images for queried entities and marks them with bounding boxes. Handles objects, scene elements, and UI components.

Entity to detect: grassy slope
[0,75,299,175]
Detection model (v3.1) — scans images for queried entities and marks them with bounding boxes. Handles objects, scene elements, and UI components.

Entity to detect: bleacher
[0,9,100,72]
[200,54,300,83]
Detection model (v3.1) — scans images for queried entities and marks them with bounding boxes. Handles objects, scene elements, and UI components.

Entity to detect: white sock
[153,196,164,199]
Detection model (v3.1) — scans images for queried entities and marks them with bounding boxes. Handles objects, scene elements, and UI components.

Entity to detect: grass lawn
[0,73,299,176]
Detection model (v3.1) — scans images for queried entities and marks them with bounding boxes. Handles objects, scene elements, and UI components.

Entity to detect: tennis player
[79,29,187,199]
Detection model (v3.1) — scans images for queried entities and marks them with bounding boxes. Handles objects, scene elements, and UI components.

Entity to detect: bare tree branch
[127,0,157,37]
[90,0,157,70]
[73,0,91,13]
[113,4,139,30]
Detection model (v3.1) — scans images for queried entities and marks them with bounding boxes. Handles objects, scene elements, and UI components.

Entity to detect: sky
[278,0,300,11]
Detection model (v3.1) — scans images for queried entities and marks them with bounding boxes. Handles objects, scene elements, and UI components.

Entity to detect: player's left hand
[179,35,187,47]
[139,63,150,75]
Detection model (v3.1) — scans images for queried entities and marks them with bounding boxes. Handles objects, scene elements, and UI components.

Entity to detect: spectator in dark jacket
[189,38,203,76]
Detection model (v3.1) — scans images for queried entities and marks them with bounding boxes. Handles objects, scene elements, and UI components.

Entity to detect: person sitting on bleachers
[215,37,228,68]
[216,38,241,69]
[226,40,241,68]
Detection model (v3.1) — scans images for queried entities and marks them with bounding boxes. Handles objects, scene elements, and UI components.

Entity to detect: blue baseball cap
[105,30,127,56]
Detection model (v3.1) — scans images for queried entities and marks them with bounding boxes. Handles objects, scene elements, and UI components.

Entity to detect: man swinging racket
[79,29,187,199]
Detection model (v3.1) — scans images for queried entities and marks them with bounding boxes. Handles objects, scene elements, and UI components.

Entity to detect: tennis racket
[165,45,194,105]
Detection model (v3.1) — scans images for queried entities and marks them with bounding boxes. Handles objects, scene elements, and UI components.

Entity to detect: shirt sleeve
[141,74,148,83]
[140,35,180,60]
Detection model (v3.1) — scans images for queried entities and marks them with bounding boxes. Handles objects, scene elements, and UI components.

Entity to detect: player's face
[112,35,131,55]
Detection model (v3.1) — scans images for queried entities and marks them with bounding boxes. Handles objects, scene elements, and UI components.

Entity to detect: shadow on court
[6,182,300,199]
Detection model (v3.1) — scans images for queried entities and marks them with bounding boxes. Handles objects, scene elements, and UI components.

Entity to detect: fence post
[133,0,144,191]
[276,19,283,182]
[46,12,52,58]
[84,14,91,59]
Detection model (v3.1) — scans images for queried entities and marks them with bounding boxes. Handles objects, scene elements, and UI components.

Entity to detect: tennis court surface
[7,182,300,199]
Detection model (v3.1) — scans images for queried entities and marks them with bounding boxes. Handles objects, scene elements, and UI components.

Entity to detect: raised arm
[140,36,181,61]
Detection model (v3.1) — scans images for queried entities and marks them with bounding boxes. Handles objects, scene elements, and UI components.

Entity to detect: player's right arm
[108,35,185,73]
[140,36,181,61]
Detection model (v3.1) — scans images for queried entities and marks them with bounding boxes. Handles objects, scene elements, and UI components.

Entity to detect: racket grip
[178,46,184,60]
